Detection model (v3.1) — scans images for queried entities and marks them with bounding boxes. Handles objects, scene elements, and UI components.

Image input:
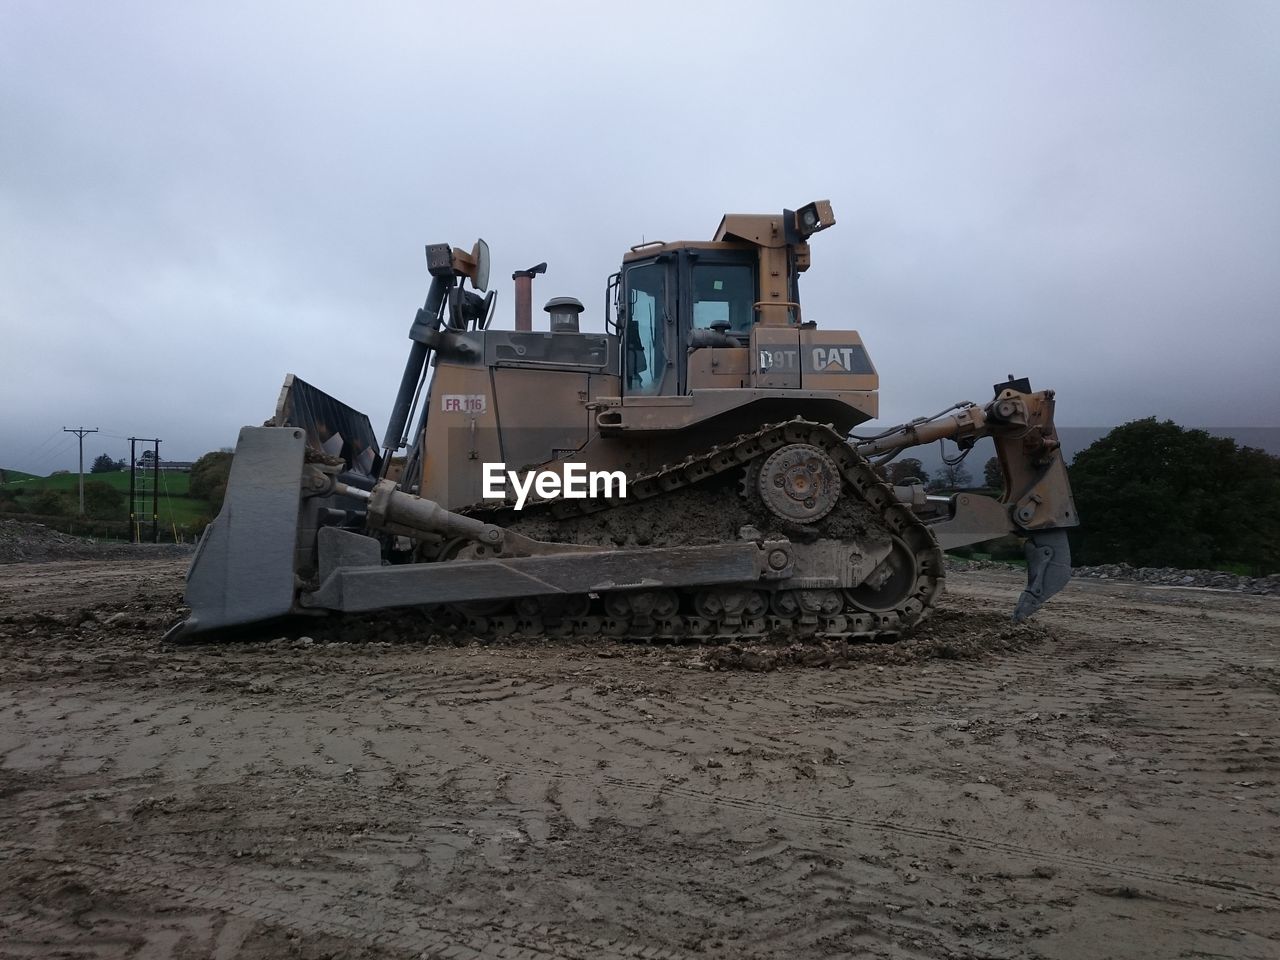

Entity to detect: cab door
[620,257,676,396]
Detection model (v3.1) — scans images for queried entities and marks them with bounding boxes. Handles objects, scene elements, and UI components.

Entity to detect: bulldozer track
[454,419,945,644]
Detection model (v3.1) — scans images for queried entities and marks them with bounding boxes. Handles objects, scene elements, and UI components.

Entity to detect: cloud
[2,0,1277,473]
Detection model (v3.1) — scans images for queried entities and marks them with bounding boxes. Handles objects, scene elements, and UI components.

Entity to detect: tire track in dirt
[6,763,1022,959]
[462,757,1279,906]
[5,563,1279,958]
[1,845,701,960]
[288,620,1278,910]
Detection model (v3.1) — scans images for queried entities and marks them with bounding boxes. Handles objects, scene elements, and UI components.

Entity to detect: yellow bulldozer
[168,200,1077,641]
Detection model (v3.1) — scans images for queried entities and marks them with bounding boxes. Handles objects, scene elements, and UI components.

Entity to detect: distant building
[132,459,195,472]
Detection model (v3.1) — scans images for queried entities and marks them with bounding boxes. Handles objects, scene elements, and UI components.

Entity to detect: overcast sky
[2,1,1277,474]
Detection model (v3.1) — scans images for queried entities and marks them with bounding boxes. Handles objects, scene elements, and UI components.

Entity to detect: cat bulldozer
[168,201,1077,642]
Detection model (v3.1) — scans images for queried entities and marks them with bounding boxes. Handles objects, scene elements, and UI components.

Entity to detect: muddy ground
[0,556,1276,959]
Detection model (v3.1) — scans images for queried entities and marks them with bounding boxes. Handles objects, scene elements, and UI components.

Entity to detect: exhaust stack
[512,262,547,331]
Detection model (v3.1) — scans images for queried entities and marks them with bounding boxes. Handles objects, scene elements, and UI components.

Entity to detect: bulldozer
[169,200,1077,642]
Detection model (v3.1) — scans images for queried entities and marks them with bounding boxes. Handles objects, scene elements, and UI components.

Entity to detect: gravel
[946,554,1280,596]
[1072,562,1280,596]
[0,519,193,564]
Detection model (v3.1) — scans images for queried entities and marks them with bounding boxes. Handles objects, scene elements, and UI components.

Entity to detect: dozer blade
[167,376,385,641]
[167,426,308,640]
[1014,528,1073,622]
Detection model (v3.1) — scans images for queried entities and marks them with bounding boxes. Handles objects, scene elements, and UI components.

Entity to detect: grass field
[1,468,210,531]
[4,469,191,496]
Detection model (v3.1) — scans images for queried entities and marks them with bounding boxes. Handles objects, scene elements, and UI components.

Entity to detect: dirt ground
[0,557,1276,959]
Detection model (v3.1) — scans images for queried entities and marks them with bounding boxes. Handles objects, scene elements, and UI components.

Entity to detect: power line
[29,435,78,472]
[13,430,75,472]
[22,430,64,464]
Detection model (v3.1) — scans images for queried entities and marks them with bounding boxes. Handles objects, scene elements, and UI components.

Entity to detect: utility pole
[62,426,99,515]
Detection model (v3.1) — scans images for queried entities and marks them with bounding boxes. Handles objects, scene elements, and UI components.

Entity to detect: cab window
[692,263,755,334]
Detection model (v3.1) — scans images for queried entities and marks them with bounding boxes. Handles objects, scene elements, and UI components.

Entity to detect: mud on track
[0,557,1277,958]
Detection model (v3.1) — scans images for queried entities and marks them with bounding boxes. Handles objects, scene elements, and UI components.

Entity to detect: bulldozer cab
[607,200,878,408]
[615,248,760,396]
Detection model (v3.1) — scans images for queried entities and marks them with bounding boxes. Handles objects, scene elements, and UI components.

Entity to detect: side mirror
[470,238,490,292]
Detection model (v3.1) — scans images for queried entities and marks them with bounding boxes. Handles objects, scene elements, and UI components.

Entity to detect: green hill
[8,470,192,496]
[1,467,209,533]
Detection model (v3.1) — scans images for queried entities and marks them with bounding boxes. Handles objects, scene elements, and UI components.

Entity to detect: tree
[190,451,234,515]
[983,456,1002,490]
[90,453,116,474]
[1069,418,1280,572]
[30,490,70,516]
[927,461,973,492]
[1229,446,1280,573]
[884,457,930,486]
[83,480,125,520]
